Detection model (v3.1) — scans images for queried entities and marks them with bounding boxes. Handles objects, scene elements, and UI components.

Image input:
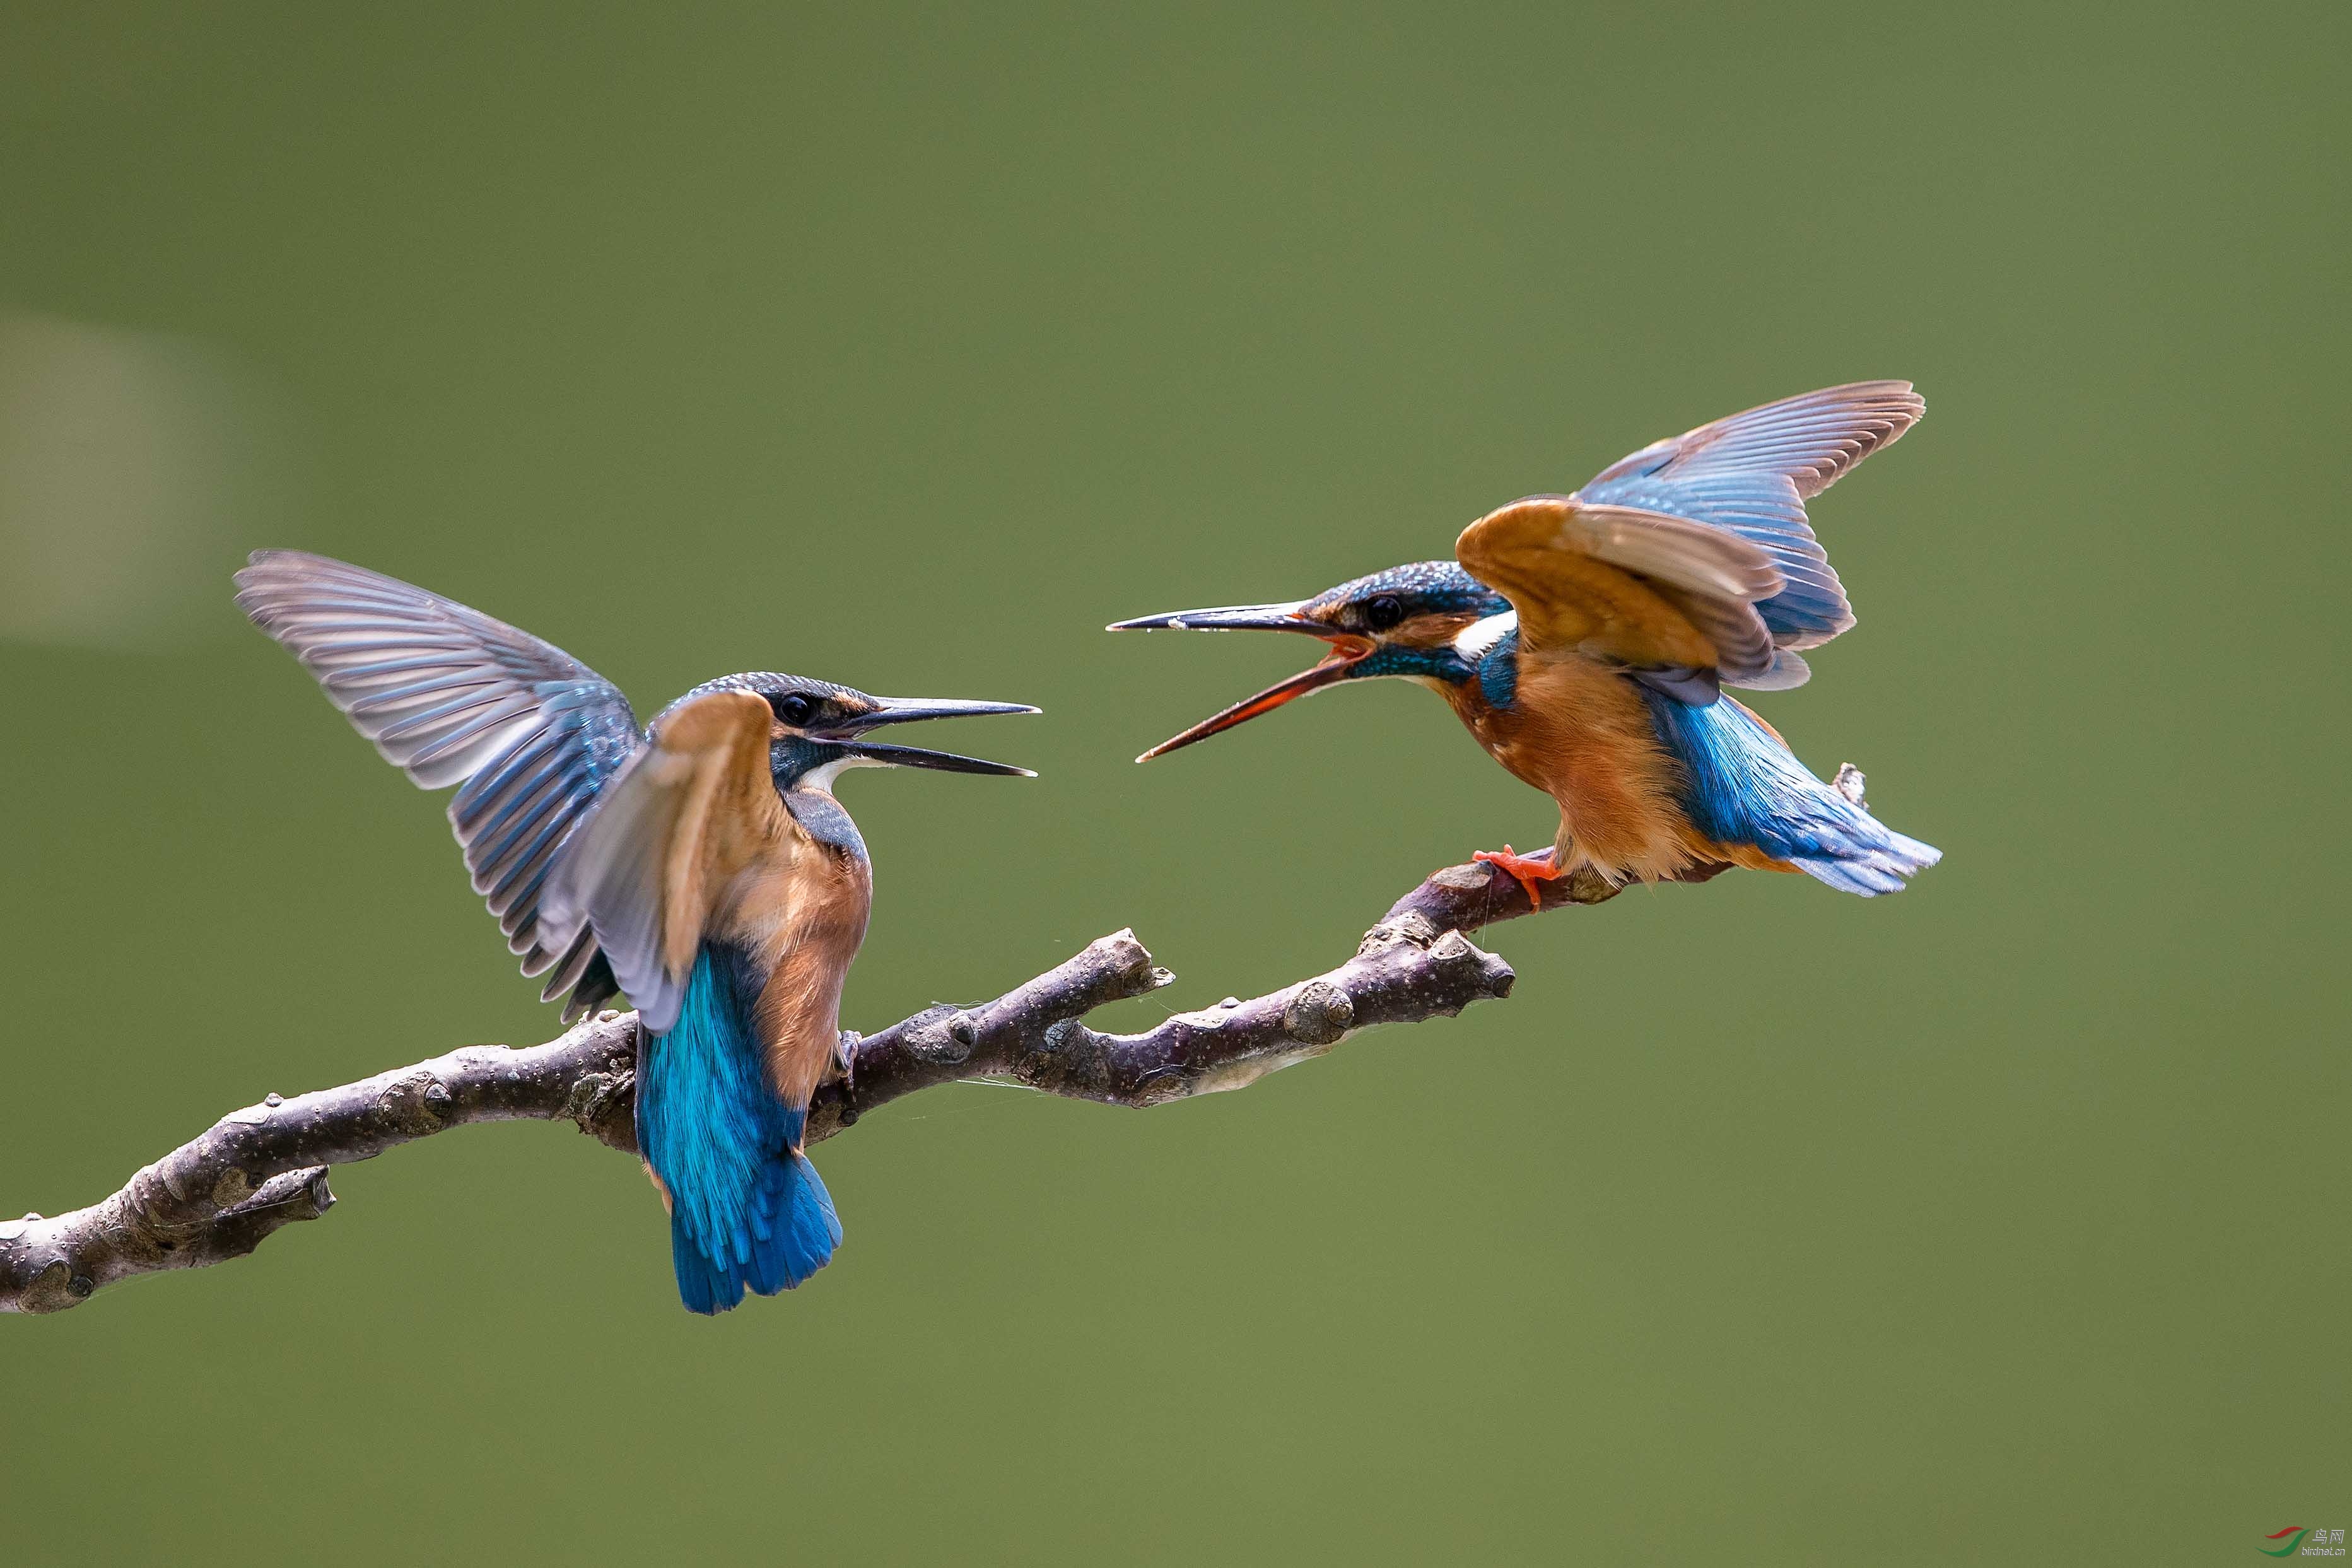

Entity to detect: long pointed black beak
[1108,601,1373,761]
[821,697,1039,776]
[1107,601,1325,635]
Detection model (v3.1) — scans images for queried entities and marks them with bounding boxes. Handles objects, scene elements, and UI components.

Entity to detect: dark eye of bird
[775,694,817,727]
[1364,594,1407,631]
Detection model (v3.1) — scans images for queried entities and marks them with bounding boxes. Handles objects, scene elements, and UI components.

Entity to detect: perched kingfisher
[237,552,1036,1312]
[1111,382,1941,899]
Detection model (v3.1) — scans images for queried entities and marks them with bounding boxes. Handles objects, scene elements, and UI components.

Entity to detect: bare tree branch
[0,857,1640,1314]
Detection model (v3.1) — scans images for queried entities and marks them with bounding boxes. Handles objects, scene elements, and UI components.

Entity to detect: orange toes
[1473,844,1563,908]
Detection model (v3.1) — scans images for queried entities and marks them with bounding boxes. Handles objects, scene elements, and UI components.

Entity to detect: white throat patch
[1453,610,1518,660]
[797,752,889,794]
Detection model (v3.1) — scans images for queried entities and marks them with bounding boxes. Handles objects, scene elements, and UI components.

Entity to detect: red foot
[1473,844,1564,908]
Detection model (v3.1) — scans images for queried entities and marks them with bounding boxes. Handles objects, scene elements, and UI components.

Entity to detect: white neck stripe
[1453,610,1518,660]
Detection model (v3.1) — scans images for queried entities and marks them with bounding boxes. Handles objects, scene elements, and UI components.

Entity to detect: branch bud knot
[1282,981,1355,1046]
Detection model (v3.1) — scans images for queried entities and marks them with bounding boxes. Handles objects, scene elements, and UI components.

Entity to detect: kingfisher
[1111,382,1940,899]
[236,551,1036,1313]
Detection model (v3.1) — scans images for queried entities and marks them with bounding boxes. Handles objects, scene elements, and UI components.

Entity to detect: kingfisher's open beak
[820,697,1039,776]
[1108,602,1374,761]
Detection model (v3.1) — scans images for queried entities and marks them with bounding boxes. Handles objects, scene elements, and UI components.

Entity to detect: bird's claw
[1472,844,1563,909]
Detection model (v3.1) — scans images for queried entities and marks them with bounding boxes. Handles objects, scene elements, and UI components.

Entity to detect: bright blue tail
[665,1147,840,1316]
[1642,689,1941,896]
[637,945,843,1314]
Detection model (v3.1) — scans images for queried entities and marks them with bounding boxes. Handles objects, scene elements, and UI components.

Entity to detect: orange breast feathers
[741,826,874,1115]
[1442,658,1775,884]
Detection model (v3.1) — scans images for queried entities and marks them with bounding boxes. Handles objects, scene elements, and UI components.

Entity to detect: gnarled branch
[0,857,1625,1313]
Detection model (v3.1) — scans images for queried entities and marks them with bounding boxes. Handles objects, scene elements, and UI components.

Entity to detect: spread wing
[1572,380,1922,665]
[1454,498,1787,701]
[235,551,641,1015]
[539,691,797,1036]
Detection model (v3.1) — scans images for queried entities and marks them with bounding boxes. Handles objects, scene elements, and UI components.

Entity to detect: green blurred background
[1,3,2342,1562]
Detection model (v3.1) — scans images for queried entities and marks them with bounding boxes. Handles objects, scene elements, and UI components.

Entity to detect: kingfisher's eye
[774,693,817,727]
[1364,594,1407,631]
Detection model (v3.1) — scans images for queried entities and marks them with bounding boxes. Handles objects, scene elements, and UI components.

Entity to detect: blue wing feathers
[1642,688,1940,896]
[476,797,582,900]
[235,551,641,1015]
[457,758,575,872]
[1575,382,1922,660]
[537,932,612,1010]
[638,945,841,1314]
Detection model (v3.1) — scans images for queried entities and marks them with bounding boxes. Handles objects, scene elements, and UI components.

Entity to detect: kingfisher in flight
[1111,382,1940,899]
[237,552,1036,1313]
